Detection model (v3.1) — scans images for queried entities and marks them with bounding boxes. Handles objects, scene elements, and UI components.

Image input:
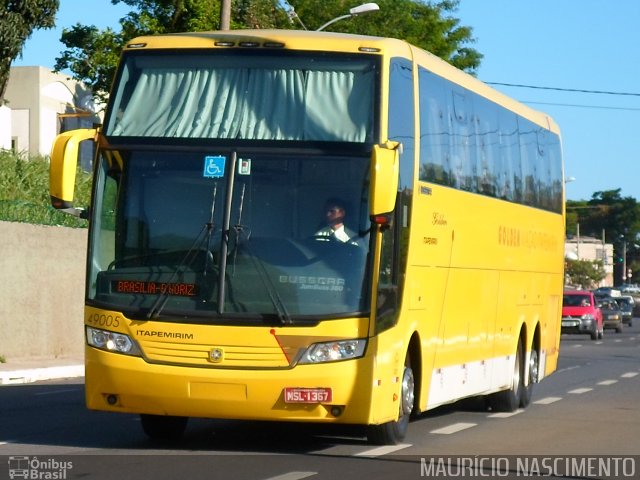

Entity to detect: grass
[0,149,92,228]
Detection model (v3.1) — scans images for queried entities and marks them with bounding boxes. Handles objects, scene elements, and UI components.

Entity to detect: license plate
[284,387,332,404]
[562,320,578,327]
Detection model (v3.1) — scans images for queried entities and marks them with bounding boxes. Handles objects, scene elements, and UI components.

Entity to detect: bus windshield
[104,51,376,143]
[88,148,372,322]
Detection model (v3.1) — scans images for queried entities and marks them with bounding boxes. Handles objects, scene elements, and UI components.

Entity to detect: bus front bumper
[85,346,383,425]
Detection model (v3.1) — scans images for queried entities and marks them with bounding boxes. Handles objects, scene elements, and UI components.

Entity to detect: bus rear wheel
[488,338,524,412]
[367,362,415,445]
[140,414,188,441]
[520,346,538,408]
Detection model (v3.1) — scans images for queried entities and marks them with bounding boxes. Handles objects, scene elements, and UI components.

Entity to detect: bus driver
[315,198,357,244]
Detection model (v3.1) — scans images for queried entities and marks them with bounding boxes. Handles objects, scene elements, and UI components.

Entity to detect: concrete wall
[0,221,86,361]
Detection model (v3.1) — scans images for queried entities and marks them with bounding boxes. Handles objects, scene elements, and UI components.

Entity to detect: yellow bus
[50,29,565,445]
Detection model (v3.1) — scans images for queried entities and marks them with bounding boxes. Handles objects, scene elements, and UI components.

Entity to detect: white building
[0,105,11,149]
[565,235,614,287]
[1,66,99,159]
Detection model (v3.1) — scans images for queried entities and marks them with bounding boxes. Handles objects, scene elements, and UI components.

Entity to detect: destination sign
[112,280,197,297]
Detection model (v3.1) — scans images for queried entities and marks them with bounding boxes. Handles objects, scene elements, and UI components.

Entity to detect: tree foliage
[567,189,640,285]
[55,0,481,102]
[0,0,59,102]
[564,259,606,290]
[289,0,482,73]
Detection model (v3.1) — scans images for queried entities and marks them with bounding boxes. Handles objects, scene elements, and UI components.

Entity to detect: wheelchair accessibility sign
[203,155,226,178]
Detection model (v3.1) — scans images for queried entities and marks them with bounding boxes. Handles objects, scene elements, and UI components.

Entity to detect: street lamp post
[623,240,627,283]
[316,2,380,31]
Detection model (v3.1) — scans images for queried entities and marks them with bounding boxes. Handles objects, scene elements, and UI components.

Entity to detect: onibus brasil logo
[8,456,72,479]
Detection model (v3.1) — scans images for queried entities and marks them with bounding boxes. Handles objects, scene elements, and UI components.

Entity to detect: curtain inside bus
[105,53,375,143]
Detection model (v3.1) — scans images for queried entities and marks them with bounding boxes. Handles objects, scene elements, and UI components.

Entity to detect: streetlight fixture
[316,2,380,32]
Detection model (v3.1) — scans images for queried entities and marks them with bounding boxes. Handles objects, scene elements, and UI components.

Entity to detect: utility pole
[622,240,627,283]
[220,0,231,30]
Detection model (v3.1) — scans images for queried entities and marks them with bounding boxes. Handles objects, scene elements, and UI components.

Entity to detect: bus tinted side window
[418,66,562,213]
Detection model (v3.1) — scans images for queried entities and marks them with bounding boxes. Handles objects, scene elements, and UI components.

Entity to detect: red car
[562,290,604,340]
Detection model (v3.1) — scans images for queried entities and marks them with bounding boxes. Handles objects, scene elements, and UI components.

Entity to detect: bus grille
[139,340,292,368]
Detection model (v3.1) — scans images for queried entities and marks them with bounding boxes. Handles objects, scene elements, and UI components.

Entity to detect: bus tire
[520,346,538,408]
[140,414,188,441]
[488,337,524,412]
[367,360,415,445]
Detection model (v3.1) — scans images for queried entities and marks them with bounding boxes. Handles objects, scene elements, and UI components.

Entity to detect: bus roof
[123,29,559,134]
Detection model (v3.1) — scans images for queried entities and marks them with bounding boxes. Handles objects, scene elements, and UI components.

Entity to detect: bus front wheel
[367,362,415,445]
[140,414,188,441]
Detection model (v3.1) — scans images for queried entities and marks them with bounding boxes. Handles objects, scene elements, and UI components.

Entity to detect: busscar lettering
[113,281,197,297]
[278,275,345,292]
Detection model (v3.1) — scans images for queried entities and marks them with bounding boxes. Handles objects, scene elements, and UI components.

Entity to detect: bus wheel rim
[529,349,539,384]
[401,366,415,416]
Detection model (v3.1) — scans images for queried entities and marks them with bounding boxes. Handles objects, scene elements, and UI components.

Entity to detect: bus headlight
[86,326,142,356]
[299,339,366,364]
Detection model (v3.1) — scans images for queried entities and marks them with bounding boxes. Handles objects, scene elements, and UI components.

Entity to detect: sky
[12,0,640,202]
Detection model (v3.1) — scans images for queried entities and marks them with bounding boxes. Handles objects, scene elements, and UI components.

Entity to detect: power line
[485,81,640,97]
[522,100,640,112]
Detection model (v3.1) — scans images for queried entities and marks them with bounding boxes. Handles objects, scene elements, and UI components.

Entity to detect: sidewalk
[0,356,84,385]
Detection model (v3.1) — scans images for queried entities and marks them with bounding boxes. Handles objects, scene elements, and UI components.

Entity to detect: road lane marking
[430,422,477,435]
[556,365,580,374]
[355,443,412,457]
[488,409,524,418]
[621,372,638,378]
[264,472,317,480]
[597,379,618,386]
[35,388,81,396]
[533,396,562,405]
[568,388,593,394]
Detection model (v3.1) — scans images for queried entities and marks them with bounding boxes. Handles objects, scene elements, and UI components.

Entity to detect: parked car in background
[562,290,604,340]
[597,296,623,333]
[633,297,640,318]
[615,295,634,327]
[620,284,640,294]
[594,287,621,298]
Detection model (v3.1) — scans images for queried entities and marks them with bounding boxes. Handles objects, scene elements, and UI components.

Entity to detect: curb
[0,364,84,385]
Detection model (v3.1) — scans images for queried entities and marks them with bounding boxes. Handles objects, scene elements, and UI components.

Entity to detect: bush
[0,150,92,228]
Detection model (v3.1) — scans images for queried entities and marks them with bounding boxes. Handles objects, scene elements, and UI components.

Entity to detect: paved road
[1,323,639,480]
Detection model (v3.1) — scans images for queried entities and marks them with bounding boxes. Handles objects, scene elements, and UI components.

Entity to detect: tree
[55,0,481,102]
[289,0,482,73]
[567,189,640,285]
[0,0,59,103]
[55,0,292,102]
[565,259,606,290]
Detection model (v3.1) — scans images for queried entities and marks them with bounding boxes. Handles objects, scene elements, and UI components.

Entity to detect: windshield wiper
[225,179,291,325]
[234,224,292,326]
[146,184,218,320]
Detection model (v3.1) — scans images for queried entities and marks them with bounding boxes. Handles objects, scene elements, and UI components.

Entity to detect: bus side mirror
[50,128,96,217]
[369,141,400,219]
